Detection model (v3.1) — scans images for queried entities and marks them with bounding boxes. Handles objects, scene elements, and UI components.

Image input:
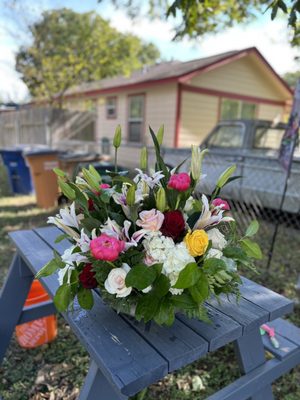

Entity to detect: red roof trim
[181,83,287,106]
[50,46,292,102]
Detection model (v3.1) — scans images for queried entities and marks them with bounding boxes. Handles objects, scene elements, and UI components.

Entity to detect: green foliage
[173,262,201,289]
[154,297,175,326]
[77,287,94,310]
[125,264,157,290]
[16,8,160,104]
[240,238,263,259]
[245,220,259,237]
[54,284,73,312]
[107,0,300,43]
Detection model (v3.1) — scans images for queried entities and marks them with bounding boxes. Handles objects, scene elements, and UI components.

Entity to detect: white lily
[113,183,144,218]
[134,169,164,189]
[61,245,88,265]
[194,194,234,230]
[75,229,91,253]
[101,218,147,250]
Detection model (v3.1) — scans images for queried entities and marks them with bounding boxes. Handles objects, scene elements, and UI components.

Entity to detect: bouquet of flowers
[37,126,262,326]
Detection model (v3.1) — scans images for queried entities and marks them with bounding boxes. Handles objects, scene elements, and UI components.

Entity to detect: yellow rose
[184,229,209,257]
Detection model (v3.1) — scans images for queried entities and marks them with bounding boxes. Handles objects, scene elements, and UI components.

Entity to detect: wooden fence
[0,107,97,151]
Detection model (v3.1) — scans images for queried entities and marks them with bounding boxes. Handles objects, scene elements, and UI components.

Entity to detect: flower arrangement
[37,126,262,326]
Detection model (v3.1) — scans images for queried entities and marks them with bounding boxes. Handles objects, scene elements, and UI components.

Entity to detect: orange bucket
[15,280,57,348]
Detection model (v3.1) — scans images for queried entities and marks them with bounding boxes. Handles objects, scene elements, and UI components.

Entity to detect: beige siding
[179,92,219,147]
[190,54,287,101]
[257,104,283,121]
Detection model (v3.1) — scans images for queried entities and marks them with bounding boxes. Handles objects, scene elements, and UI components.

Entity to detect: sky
[0,0,299,102]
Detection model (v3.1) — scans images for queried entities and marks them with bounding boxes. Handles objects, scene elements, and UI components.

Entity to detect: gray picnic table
[1,226,300,400]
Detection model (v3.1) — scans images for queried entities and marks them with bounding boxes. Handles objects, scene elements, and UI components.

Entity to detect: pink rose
[136,209,164,231]
[168,173,191,192]
[90,234,125,262]
[212,198,230,211]
[100,183,111,189]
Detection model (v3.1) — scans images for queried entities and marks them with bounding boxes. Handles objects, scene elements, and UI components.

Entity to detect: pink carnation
[168,173,191,192]
[212,198,230,211]
[100,183,111,189]
[90,234,125,262]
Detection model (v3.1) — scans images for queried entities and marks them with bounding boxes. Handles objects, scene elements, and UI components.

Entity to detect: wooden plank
[37,226,211,373]
[206,349,300,400]
[239,277,294,320]
[17,300,56,325]
[207,294,269,333]
[177,305,242,351]
[262,332,298,361]
[121,315,208,372]
[9,230,168,397]
[269,318,300,346]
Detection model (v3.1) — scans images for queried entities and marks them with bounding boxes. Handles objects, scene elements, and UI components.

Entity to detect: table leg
[234,328,274,400]
[78,360,128,400]
[0,254,33,363]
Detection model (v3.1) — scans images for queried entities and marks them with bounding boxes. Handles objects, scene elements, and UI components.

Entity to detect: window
[221,98,256,120]
[254,125,300,157]
[208,124,245,148]
[128,95,144,142]
[106,97,117,119]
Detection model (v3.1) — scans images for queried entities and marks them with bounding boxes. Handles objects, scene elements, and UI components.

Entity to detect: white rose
[206,248,223,259]
[207,228,227,250]
[104,263,132,298]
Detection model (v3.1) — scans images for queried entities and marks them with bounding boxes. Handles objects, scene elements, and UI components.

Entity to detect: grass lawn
[0,195,299,400]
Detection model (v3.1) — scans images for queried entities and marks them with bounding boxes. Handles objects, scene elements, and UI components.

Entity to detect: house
[63,47,292,167]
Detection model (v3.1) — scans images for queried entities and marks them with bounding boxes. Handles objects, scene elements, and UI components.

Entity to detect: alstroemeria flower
[194,195,234,230]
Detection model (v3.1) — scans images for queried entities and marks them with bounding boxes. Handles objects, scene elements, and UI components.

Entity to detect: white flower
[222,256,237,272]
[134,169,164,189]
[207,228,227,250]
[61,246,88,265]
[101,218,147,250]
[104,263,132,298]
[58,266,74,285]
[169,287,184,295]
[113,183,145,218]
[162,242,195,294]
[143,232,175,264]
[76,229,91,253]
[194,195,234,230]
[184,196,194,213]
[206,248,223,259]
[47,202,83,238]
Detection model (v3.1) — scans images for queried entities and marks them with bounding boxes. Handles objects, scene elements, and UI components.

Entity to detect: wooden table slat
[9,230,168,396]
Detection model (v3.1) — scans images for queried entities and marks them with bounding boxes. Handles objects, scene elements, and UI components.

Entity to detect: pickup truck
[160,119,300,214]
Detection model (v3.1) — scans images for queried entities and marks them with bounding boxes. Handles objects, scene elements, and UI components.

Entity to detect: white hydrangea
[207,228,227,250]
[143,232,175,264]
[206,248,223,259]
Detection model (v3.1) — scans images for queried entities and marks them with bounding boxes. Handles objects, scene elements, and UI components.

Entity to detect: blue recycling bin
[0,148,33,194]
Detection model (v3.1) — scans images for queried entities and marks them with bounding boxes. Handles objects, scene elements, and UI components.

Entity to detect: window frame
[220,97,257,120]
[127,93,145,144]
[106,96,117,119]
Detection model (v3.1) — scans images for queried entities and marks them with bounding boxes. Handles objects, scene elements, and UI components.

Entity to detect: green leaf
[125,264,157,290]
[173,262,201,289]
[245,220,259,237]
[58,178,76,200]
[53,284,73,312]
[240,239,263,259]
[216,165,236,188]
[135,294,159,323]
[149,126,170,185]
[152,274,170,297]
[69,183,88,211]
[82,168,101,191]
[189,271,209,303]
[171,292,198,310]
[156,124,164,145]
[223,246,248,262]
[77,287,94,310]
[36,258,60,279]
[53,167,67,177]
[89,164,102,182]
[203,257,227,274]
[154,297,175,326]
[54,233,69,243]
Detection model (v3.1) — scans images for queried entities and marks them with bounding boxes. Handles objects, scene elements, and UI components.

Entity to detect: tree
[283,70,300,87]
[16,8,160,105]
[104,0,300,41]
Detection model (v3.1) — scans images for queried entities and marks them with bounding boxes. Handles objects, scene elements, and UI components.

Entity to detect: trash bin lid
[24,148,60,157]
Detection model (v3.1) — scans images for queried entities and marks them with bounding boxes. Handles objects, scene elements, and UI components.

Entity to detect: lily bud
[126,185,136,206]
[140,147,148,171]
[216,165,236,188]
[156,187,167,212]
[191,146,209,182]
[157,125,164,146]
[113,125,122,149]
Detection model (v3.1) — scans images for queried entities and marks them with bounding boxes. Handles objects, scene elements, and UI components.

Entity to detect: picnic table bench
[1,226,300,400]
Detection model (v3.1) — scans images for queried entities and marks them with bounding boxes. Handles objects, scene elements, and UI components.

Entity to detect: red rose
[88,198,95,211]
[160,210,186,241]
[79,264,98,289]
